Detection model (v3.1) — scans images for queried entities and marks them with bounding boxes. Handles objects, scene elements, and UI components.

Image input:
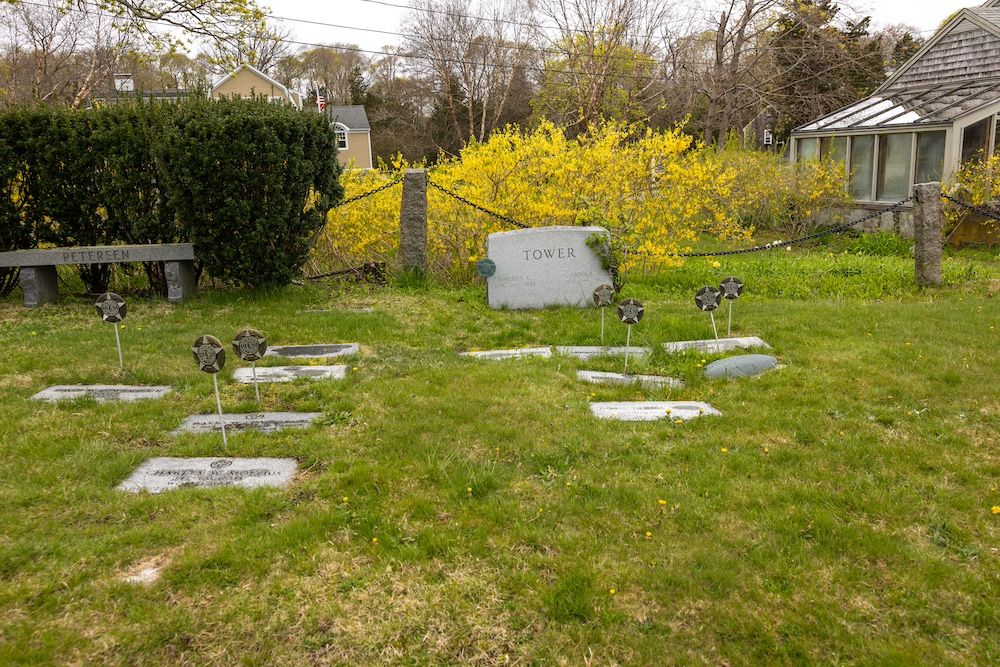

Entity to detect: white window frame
[334,122,349,150]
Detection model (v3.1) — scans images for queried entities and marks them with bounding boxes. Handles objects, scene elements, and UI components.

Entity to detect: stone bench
[0,243,196,307]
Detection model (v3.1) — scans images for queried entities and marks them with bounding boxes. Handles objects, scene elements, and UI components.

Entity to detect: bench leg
[21,266,58,307]
[164,260,196,303]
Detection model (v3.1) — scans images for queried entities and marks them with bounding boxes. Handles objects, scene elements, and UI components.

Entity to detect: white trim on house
[333,122,349,150]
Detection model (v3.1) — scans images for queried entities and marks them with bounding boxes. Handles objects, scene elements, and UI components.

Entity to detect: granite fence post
[399,168,427,274]
[913,182,943,288]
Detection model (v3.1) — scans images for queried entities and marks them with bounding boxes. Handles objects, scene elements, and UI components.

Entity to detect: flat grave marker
[663,336,770,355]
[232,365,347,384]
[577,370,683,390]
[485,226,612,309]
[461,347,552,360]
[32,385,172,403]
[172,412,323,435]
[590,401,721,422]
[265,343,360,360]
[556,346,651,361]
[117,457,298,493]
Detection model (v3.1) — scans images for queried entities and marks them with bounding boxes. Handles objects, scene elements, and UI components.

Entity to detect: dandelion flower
[721,447,729,454]
[992,506,1000,515]
[658,499,667,506]
[609,588,617,595]
[645,531,652,539]
[466,487,472,494]
[371,537,378,544]
[342,496,349,502]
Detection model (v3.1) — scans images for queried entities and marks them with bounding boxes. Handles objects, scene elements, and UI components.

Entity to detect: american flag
[316,93,326,113]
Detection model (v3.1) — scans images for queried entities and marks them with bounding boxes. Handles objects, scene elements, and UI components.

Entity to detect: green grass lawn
[1,247,999,665]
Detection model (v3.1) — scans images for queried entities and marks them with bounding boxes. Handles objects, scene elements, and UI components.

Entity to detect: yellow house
[211,64,303,109]
[325,105,374,170]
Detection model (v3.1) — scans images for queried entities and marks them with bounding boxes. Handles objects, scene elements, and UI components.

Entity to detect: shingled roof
[325,105,370,131]
[795,1,1000,134]
[879,1,1000,92]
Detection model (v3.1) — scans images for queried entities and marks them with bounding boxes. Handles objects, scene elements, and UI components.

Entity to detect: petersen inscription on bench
[0,243,196,307]
[486,226,612,309]
[117,457,297,493]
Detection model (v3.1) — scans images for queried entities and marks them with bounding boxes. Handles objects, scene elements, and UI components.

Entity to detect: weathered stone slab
[232,365,347,384]
[264,343,360,359]
[486,226,612,310]
[117,457,297,493]
[0,243,194,267]
[461,347,552,360]
[704,354,778,379]
[662,336,770,354]
[172,412,322,435]
[20,265,58,307]
[557,346,651,361]
[32,385,173,403]
[590,401,721,422]
[577,370,684,389]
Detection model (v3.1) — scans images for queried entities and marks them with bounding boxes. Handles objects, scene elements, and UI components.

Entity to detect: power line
[265,11,667,65]
[12,0,671,83]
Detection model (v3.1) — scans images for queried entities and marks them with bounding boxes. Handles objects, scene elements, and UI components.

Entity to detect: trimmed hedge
[0,99,342,294]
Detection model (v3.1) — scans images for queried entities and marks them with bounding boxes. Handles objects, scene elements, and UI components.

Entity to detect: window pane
[961,117,990,165]
[877,133,913,201]
[850,135,875,200]
[830,137,848,165]
[994,115,1000,156]
[798,138,819,162]
[915,131,946,183]
[820,137,831,158]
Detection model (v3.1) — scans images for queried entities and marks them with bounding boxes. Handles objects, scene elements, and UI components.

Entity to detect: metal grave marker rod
[593,284,614,346]
[192,335,228,449]
[95,292,128,370]
[617,298,644,374]
[233,328,268,404]
[719,277,744,338]
[695,286,723,340]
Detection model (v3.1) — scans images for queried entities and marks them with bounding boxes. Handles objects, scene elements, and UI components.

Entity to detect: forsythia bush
[312,157,405,273]
[944,155,1000,231]
[314,121,850,281]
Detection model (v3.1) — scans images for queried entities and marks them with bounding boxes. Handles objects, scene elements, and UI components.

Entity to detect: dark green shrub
[89,103,182,294]
[0,112,36,296]
[0,100,340,294]
[27,107,117,292]
[157,98,342,287]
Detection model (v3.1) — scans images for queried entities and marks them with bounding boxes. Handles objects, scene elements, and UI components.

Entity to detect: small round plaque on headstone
[617,298,644,324]
[720,276,744,300]
[695,286,722,312]
[192,335,226,373]
[94,292,127,323]
[475,258,497,278]
[232,328,267,362]
[593,284,614,308]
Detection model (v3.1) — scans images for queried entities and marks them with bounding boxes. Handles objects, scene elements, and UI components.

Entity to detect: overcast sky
[262,0,978,53]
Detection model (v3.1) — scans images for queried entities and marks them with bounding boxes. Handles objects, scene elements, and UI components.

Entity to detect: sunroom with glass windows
[790,78,1000,204]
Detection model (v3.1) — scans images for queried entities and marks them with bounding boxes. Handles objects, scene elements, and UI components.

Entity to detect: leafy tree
[769,0,887,139]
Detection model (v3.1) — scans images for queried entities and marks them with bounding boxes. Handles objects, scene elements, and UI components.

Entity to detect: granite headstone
[485,226,612,309]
